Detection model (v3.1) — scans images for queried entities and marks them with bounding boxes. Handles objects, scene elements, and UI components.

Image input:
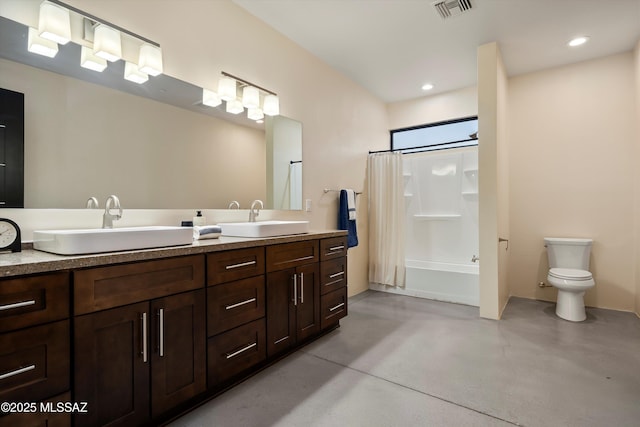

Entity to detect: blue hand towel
[339,189,358,248]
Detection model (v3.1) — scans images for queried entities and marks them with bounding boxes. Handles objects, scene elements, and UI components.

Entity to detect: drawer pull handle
[329,271,345,279]
[225,260,257,270]
[225,298,256,310]
[329,302,345,312]
[293,274,297,306]
[0,364,36,380]
[141,312,148,363]
[328,245,345,252]
[291,255,314,263]
[0,300,36,312]
[274,336,289,345]
[158,308,165,358]
[226,342,257,359]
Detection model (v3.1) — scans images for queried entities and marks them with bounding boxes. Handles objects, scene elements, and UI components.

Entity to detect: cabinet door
[295,263,320,342]
[74,303,150,427]
[151,290,206,418]
[266,269,296,357]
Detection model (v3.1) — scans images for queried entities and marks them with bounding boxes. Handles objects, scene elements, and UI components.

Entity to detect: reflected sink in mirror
[33,226,194,255]
[218,220,309,238]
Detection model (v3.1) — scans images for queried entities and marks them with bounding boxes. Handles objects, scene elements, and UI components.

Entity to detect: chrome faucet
[249,199,263,222]
[102,195,123,228]
[86,197,99,209]
[228,200,240,209]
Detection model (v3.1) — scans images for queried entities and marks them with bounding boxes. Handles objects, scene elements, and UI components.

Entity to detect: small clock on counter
[0,218,21,253]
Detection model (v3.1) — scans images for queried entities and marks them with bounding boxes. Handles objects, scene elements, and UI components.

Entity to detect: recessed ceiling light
[421,83,434,91]
[568,36,589,47]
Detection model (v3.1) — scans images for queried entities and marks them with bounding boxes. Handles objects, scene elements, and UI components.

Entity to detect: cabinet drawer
[0,391,71,427]
[320,257,347,295]
[0,272,69,333]
[74,255,205,315]
[208,318,266,387]
[208,276,265,336]
[0,320,69,403]
[320,288,348,330]
[266,240,318,272]
[207,247,265,285]
[320,236,348,261]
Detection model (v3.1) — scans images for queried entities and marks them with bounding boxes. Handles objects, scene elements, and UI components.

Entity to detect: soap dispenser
[193,210,206,226]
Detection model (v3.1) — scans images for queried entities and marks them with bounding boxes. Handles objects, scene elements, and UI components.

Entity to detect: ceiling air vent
[433,0,473,20]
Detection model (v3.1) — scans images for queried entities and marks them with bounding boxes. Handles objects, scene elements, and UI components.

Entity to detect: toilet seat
[549,268,592,281]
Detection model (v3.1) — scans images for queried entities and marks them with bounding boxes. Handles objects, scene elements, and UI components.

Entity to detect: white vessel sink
[219,220,309,238]
[33,226,193,255]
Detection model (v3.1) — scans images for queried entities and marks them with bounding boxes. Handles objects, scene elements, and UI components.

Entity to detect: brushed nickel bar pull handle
[158,308,164,357]
[0,300,36,311]
[0,364,35,380]
[225,260,256,270]
[274,336,289,345]
[329,271,345,279]
[329,302,345,312]
[225,298,256,310]
[291,255,314,263]
[226,342,257,359]
[0,124,5,128]
[300,273,304,304]
[328,245,345,252]
[293,274,297,306]
[141,312,148,363]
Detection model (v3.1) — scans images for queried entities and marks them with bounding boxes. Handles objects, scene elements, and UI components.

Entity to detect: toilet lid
[549,268,592,280]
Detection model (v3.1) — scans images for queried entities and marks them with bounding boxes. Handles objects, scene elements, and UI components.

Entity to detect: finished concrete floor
[172,291,640,427]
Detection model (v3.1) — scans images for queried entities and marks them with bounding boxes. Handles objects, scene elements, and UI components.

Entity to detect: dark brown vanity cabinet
[0,272,71,427]
[206,247,267,387]
[73,256,206,426]
[266,241,321,357]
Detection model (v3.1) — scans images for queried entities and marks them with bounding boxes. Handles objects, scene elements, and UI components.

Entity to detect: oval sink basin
[33,226,193,255]
[218,220,309,238]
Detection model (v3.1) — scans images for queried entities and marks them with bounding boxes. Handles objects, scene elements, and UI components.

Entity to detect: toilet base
[555,290,586,322]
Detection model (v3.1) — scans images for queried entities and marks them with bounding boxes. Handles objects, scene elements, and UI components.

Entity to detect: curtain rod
[368,137,477,155]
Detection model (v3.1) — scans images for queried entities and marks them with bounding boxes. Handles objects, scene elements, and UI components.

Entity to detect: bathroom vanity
[0,231,348,426]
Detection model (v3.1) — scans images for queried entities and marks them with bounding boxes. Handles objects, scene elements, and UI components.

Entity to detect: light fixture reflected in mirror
[27,27,58,57]
[202,89,222,107]
[124,61,148,84]
[226,99,244,114]
[248,107,264,121]
[80,46,107,72]
[38,1,71,45]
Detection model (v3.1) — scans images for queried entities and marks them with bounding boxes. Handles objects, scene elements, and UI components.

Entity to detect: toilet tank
[544,237,592,270]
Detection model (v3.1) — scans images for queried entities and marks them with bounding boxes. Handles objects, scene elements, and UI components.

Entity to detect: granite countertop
[0,230,347,278]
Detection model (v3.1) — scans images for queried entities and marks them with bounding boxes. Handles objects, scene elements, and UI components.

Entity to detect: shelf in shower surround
[414,214,461,220]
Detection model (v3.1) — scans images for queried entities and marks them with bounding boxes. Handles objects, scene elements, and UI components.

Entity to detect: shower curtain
[368,152,406,287]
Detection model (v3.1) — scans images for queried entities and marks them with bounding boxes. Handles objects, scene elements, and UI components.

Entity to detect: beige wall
[635,41,640,316]
[477,42,510,320]
[0,0,389,296]
[386,86,478,129]
[508,52,637,312]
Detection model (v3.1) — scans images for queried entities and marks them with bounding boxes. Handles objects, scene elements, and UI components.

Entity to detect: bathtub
[369,259,479,306]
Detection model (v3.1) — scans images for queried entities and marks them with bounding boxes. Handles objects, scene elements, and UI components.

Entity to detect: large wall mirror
[0,16,302,210]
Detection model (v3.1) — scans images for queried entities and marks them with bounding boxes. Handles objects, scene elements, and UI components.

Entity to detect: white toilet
[544,237,595,322]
